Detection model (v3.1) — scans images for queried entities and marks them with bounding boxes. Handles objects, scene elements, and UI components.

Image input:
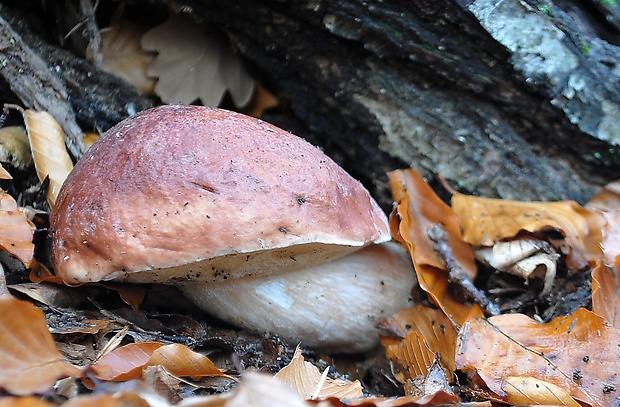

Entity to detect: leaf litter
[1,102,620,406]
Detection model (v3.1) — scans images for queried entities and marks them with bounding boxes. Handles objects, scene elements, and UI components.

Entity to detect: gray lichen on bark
[469,0,620,145]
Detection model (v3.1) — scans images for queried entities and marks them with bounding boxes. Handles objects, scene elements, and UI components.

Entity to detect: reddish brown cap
[50,105,390,284]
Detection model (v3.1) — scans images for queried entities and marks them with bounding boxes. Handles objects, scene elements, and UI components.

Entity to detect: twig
[427,223,500,316]
[0,262,8,296]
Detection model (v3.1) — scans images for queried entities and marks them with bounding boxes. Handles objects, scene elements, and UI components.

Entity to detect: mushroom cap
[50,105,390,284]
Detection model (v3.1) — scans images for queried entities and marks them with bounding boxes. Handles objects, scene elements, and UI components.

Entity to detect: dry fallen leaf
[89,342,226,382]
[456,309,620,407]
[586,179,620,212]
[0,397,56,407]
[22,109,74,207]
[99,18,157,94]
[140,13,254,107]
[501,376,581,406]
[274,347,363,400]
[0,163,12,180]
[389,169,484,325]
[0,295,81,395]
[0,190,34,267]
[379,305,457,383]
[592,259,620,328]
[0,126,32,170]
[451,193,604,271]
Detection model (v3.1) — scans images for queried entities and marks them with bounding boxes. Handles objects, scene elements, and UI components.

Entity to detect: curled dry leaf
[475,239,560,294]
[455,309,620,407]
[99,19,157,94]
[0,126,32,170]
[0,296,81,395]
[389,169,483,325]
[0,190,34,267]
[23,110,74,208]
[451,193,604,271]
[140,13,255,107]
[379,305,457,382]
[274,347,363,400]
[501,376,581,406]
[89,342,226,382]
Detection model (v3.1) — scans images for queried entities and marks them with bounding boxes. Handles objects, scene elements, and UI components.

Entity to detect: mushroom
[50,105,416,352]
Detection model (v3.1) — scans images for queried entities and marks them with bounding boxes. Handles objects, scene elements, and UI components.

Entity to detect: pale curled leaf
[475,239,559,294]
[140,13,254,107]
[23,110,73,207]
[274,347,363,400]
[0,296,81,395]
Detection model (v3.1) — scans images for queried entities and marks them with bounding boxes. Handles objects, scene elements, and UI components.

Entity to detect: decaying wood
[0,4,153,143]
[0,14,85,158]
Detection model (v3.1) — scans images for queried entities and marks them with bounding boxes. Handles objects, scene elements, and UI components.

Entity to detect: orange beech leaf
[89,341,165,381]
[455,309,620,407]
[148,343,226,379]
[501,376,580,406]
[380,305,457,381]
[0,191,34,267]
[389,169,483,325]
[0,296,81,395]
[0,163,12,180]
[592,259,620,327]
[0,397,55,407]
[451,193,604,271]
[242,84,280,118]
[89,342,226,382]
[274,347,363,400]
[100,282,145,310]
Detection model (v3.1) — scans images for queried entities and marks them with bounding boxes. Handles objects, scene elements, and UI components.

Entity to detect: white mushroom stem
[178,242,416,353]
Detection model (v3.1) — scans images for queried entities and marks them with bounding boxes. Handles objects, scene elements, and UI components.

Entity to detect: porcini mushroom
[50,105,416,352]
